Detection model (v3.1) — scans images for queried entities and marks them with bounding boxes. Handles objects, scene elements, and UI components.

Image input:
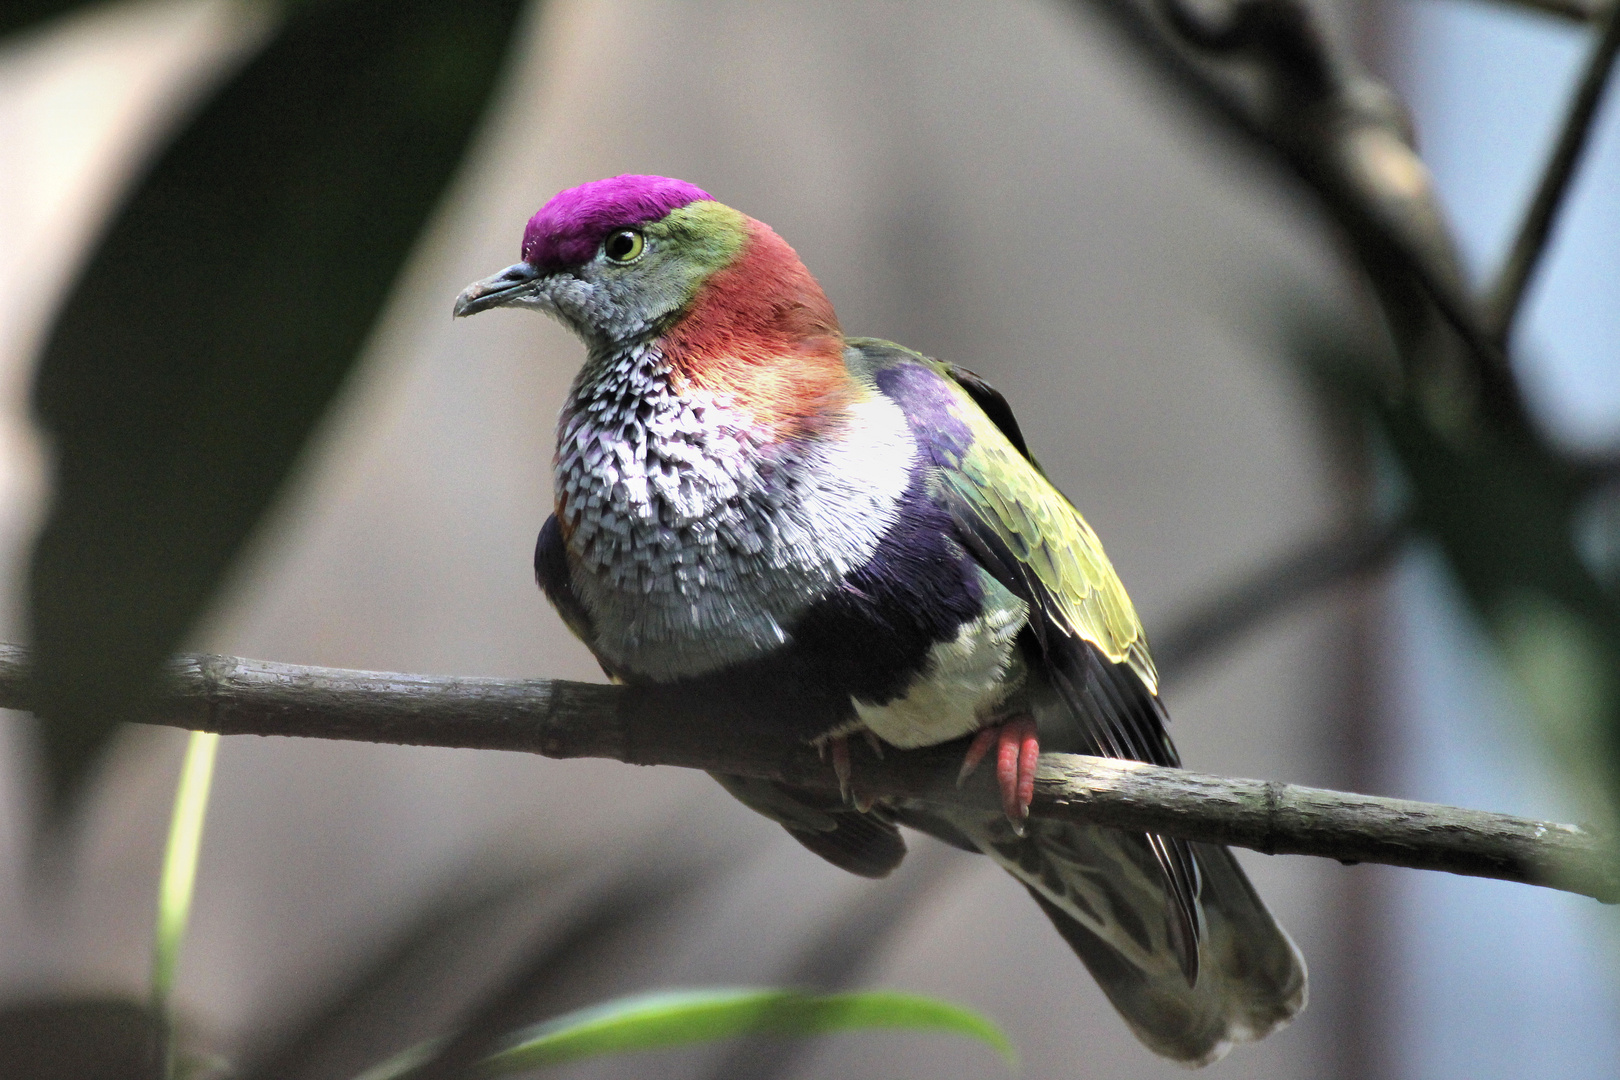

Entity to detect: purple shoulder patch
[521,175,713,269]
[875,362,973,461]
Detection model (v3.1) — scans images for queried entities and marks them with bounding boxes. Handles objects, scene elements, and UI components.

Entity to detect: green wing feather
[931,360,1161,696]
[846,342,1208,990]
[929,356,1202,982]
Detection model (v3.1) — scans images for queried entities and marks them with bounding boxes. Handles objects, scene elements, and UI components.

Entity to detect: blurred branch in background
[144,758,995,1080]
[1485,0,1620,342]
[1065,0,1620,835]
[1074,0,1523,414]
[1153,511,1410,682]
[377,867,701,1080]
[232,848,1001,1080]
[1,645,1610,902]
[237,864,579,1080]
[1492,0,1614,22]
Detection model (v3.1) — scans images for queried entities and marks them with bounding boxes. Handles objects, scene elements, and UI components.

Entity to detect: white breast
[556,346,915,680]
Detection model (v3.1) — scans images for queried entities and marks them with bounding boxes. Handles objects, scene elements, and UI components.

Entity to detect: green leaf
[483,988,1015,1073]
[151,731,221,1078]
[27,0,526,805]
[351,989,1012,1080]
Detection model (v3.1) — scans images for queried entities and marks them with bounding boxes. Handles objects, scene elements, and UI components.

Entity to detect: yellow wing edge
[931,361,1161,696]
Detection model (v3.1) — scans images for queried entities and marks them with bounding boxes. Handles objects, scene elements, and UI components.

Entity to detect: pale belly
[852,586,1030,749]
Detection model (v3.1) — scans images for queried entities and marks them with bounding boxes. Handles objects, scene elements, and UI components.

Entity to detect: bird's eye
[603,230,645,263]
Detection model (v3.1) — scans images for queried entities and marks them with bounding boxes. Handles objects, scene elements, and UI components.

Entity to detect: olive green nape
[647,200,748,277]
[936,361,1160,695]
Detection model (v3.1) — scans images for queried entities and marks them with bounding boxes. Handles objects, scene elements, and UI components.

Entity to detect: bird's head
[457,175,850,434]
[455,175,840,356]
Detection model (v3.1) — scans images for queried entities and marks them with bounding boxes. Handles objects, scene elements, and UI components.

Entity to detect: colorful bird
[455,175,1306,1064]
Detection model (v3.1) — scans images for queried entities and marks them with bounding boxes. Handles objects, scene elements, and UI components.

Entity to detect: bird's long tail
[937,809,1307,1066]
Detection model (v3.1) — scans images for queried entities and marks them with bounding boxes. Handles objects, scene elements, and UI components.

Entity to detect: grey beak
[454,262,541,317]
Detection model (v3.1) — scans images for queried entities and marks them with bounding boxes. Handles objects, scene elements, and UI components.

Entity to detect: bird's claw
[828,735,853,805]
[826,734,877,812]
[958,718,1040,835]
[958,728,997,786]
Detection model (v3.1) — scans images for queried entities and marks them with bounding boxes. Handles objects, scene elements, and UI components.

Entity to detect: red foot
[959,718,1040,833]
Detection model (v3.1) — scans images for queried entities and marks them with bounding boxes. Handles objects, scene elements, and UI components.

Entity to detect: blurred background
[0,0,1617,1077]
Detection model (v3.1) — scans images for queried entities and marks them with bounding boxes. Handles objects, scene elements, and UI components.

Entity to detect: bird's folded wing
[935,363,1158,696]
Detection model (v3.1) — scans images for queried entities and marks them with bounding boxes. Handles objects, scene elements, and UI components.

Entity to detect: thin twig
[1486,0,1620,342]
[1153,514,1409,681]
[0,645,1609,902]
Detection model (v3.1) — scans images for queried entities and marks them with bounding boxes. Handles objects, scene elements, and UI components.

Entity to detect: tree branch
[0,645,1609,903]
[1486,0,1620,342]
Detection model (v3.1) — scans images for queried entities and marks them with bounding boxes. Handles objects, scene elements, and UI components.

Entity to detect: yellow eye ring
[603,229,645,263]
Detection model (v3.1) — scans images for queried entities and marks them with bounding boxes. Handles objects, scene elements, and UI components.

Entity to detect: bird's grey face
[454,201,746,352]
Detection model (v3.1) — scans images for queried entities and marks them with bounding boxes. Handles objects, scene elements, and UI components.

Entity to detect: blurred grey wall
[0,1,1375,1077]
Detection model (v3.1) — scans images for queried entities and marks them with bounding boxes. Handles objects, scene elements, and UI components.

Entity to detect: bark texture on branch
[0,644,1611,902]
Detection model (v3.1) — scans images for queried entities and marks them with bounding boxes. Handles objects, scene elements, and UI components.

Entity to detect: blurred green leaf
[27,0,527,806]
[0,998,159,1080]
[353,989,1012,1079]
[482,989,1015,1074]
[152,730,221,1077]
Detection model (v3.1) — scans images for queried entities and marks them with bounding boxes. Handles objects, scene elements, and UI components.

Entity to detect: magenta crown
[520,175,713,269]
